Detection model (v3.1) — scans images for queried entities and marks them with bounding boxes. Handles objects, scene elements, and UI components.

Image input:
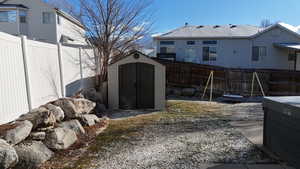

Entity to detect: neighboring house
[153,23,300,71]
[0,0,85,44]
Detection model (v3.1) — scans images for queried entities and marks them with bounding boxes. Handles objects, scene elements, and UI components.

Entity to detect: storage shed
[108,51,166,110]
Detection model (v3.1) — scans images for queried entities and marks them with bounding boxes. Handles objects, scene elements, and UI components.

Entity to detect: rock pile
[0,95,107,169]
[167,87,201,97]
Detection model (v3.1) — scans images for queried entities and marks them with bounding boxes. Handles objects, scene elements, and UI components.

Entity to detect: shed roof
[109,50,163,66]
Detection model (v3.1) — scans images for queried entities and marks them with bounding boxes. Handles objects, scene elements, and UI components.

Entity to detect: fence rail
[154,58,300,97]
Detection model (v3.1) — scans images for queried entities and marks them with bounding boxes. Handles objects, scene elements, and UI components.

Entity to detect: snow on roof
[154,22,300,39]
[155,24,261,39]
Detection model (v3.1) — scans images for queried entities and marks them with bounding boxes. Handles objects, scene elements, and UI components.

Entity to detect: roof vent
[214,25,220,28]
[230,25,237,28]
[197,25,204,28]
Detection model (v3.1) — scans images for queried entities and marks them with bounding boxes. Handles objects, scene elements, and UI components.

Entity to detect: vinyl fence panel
[26,39,62,108]
[0,32,96,124]
[61,45,82,96]
[0,33,29,124]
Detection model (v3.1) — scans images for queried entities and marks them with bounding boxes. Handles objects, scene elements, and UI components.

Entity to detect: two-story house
[153,23,300,71]
[0,0,85,44]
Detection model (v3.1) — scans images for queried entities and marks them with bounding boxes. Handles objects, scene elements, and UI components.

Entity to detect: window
[288,51,296,61]
[185,48,197,62]
[252,46,266,61]
[160,47,167,53]
[0,10,16,23]
[42,12,54,24]
[203,40,217,45]
[187,41,195,45]
[203,47,217,61]
[160,41,174,45]
[19,10,27,23]
[160,46,175,53]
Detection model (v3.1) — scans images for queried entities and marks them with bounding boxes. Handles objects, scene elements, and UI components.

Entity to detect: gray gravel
[89,102,272,169]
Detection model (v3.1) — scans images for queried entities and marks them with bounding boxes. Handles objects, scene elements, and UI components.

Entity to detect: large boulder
[17,107,56,129]
[0,139,18,169]
[172,88,182,96]
[57,120,85,135]
[72,98,96,114]
[2,121,33,145]
[81,88,103,104]
[79,114,99,126]
[53,98,96,119]
[29,132,46,141]
[44,128,77,150]
[14,141,53,169]
[43,104,65,122]
[95,104,107,116]
[53,98,78,119]
[181,88,196,97]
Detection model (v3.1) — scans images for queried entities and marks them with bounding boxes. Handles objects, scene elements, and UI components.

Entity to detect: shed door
[119,63,154,109]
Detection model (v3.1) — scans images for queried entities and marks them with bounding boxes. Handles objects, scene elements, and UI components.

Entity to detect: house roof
[55,8,85,29]
[274,43,300,50]
[0,4,28,9]
[154,22,300,40]
[154,25,262,39]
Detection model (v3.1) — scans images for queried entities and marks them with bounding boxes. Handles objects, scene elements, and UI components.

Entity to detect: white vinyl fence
[0,32,96,124]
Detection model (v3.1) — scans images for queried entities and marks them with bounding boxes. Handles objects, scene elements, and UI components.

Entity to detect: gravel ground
[89,102,272,169]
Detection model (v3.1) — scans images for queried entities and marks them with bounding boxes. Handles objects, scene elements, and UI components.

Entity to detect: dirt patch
[39,101,271,169]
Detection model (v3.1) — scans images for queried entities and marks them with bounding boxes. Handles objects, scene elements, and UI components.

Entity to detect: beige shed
[108,51,166,110]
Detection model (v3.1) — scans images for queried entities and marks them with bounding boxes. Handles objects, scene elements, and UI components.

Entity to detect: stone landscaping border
[0,89,108,169]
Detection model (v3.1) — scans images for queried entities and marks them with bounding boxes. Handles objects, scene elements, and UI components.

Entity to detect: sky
[151,0,300,34]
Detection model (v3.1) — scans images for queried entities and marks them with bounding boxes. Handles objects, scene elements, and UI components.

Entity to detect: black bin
[263,96,300,168]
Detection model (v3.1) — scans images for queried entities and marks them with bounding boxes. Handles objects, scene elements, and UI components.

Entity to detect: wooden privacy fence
[154,58,300,97]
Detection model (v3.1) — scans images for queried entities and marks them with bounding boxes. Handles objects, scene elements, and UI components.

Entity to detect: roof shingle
[155,25,262,39]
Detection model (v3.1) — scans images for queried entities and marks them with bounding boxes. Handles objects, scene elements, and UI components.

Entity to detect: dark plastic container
[263,97,300,168]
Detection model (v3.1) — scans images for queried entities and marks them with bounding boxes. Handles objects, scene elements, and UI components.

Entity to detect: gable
[251,24,300,41]
[109,51,164,68]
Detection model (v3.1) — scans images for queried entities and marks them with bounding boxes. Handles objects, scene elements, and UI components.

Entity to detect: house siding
[5,0,57,43]
[156,38,252,68]
[56,15,86,45]
[250,27,300,70]
[0,9,20,35]
[155,26,300,70]
[2,0,85,44]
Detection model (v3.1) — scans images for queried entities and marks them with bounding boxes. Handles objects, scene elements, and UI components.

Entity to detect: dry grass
[55,101,225,169]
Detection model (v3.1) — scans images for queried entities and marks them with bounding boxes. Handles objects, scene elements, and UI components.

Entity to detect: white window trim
[203,44,218,62]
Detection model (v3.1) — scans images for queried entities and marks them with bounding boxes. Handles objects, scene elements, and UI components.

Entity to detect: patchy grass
[43,101,226,169]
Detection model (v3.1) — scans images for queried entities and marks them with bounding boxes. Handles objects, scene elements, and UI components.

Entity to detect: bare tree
[79,0,153,83]
[260,19,272,28]
[45,0,81,19]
